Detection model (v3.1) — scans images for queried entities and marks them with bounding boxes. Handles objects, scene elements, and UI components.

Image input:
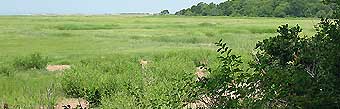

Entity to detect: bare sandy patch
[46,65,71,72]
[55,98,89,109]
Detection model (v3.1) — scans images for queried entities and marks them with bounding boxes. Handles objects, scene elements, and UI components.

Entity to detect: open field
[0,16,319,108]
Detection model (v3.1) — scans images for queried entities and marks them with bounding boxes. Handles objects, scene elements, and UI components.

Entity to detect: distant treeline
[175,0,335,18]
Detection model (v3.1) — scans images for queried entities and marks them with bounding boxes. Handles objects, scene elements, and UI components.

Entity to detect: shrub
[201,20,340,108]
[189,39,249,108]
[250,20,340,108]
[13,53,49,70]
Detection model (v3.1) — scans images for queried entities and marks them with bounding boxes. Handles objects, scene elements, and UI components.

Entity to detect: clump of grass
[129,35,143,40]
[142,26,154,29]
[57,24,120,30]
[198,22,216,27]
[218,28,248,34]
[247,28,276,33]
[0,71,60,108]
[61,59,122,106]
[204,32,216,37]
[219,26,276,34]
[151,36,203,44]
[186,37,200,44]
[51,32,74,37]
[53,60,71,65]
[0,64,15,76]
[13,53,49,70]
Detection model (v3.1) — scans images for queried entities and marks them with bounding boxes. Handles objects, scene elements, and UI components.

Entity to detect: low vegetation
[1,4,339,107]
[60,51,217,108]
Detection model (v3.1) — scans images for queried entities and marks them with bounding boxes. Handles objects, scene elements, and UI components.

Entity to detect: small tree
[160,10,170,15]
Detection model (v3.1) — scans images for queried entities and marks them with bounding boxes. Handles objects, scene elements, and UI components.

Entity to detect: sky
[0,0,224,15]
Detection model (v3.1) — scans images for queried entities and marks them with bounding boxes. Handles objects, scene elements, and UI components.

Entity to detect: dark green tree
[273,2,288,17]
[160,10,170,15]
[324,0,340,18]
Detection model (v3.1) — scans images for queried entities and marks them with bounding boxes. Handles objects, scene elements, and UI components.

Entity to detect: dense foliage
[175,0,334,18]
[185,0,340,108]
[159,10,170,15]
[247,1,340,107]
[198,1,340,108]
[191,40,249,108]
[324,0,340,18]
[248,20,340,108]
[193,19,339,108]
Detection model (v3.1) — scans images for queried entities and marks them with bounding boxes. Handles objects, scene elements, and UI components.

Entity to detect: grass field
[0,16,319,108]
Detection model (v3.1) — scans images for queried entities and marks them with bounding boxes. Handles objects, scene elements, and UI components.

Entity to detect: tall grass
[0,70,60,108]
[61,50,217,108]
[0,16,318,108]
[57,24,120,30]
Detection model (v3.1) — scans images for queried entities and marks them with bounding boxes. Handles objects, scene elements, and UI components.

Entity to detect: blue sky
[0,0,224,15]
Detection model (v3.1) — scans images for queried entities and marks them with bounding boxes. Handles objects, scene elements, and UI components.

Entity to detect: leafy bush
[197,20,340,108]
[249,19,340,108]
[202,15,340,108]
[13,53,49,70]
[188,39,254,108]
[243,1,340,108]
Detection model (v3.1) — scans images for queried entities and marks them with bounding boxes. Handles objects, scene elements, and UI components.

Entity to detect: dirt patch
[55,98,89,109]
[195,66,208,81]
[46,65,71,71]
[184,96,213,109]
[139,59,148,70]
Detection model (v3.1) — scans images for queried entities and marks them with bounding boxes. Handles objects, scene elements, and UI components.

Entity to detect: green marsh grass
[0,16,318,107]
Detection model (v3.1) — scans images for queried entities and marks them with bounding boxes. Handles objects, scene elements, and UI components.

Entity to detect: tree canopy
[160,10,170,15]
[175,0,335,18]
